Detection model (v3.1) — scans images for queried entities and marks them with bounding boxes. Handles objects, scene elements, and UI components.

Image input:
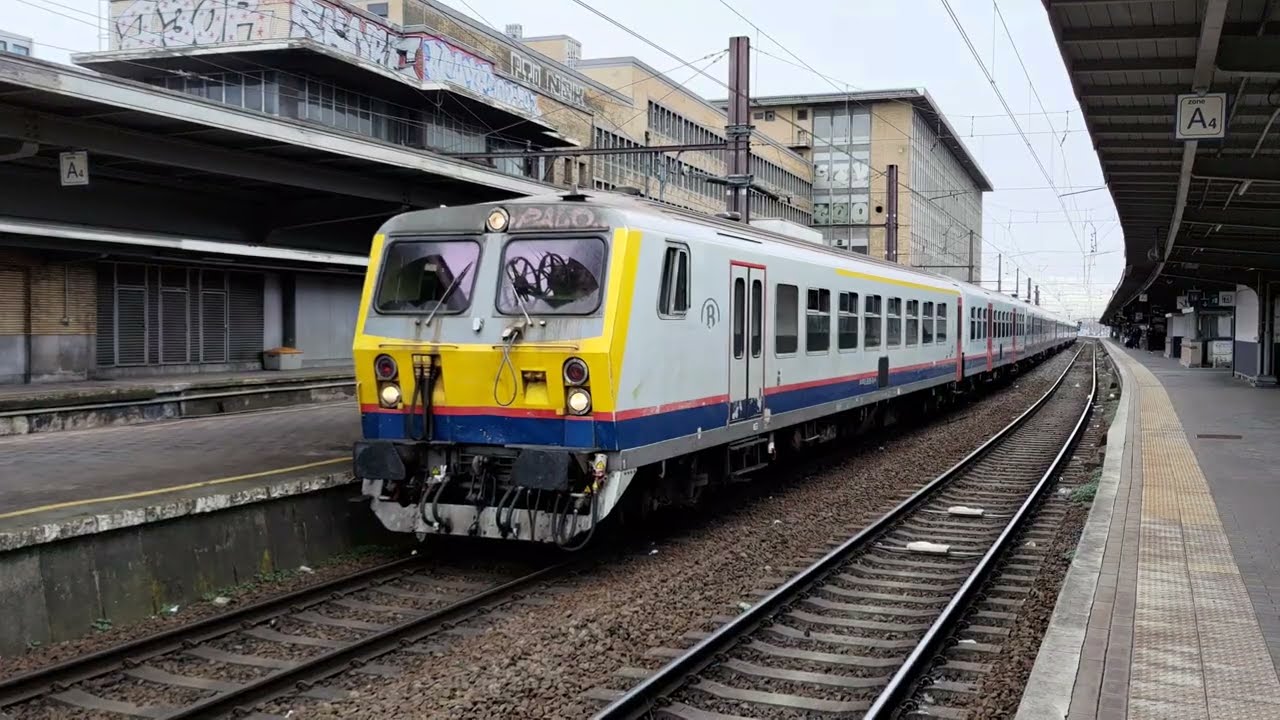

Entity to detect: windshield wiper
[422,261,473,327]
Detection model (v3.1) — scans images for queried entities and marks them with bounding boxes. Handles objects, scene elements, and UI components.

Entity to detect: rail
[592,343,1094,719]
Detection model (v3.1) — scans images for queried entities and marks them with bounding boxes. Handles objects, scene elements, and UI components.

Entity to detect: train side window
[658,244,690,316]
[937,303,948,343]
[775,284,799,355]
[887,297,902,347]
[838,291,859,350]
[922,302,934,344]
[750,279,763,358]
[906,300,919,347]
[733,278,745,359]
[969,307,976,341]
[806,288,831,353]
[864,294,882,349]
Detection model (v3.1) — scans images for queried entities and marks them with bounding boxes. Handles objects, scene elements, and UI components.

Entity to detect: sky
[2,0,1123,321]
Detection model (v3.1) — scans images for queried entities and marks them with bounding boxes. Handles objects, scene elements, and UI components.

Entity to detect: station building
[715,91,991,283]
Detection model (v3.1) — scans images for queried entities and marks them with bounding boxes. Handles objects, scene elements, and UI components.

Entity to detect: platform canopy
[1042,0,1280,323]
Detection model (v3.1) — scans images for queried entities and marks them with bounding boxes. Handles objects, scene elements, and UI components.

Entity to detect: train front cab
[351,204,640,547]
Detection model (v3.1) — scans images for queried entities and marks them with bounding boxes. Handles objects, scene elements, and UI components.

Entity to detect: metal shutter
[160,289,189,363]
[147,266,160,366]
[95,264,114,366]
[200,291,228,363]
[227,272,264,362]
[116,287,147,365]
[0,269,26,335]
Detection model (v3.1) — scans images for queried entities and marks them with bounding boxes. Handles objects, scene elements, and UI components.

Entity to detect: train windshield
[376,239,480,314]
[498,237,607,315]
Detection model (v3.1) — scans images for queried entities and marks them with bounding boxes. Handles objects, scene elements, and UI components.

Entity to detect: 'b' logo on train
[702,298,720,329]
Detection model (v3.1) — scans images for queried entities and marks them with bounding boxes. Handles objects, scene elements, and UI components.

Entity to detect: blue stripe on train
[362,361,957,450]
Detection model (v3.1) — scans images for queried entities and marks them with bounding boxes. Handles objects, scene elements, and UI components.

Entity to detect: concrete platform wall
[0,482,397,656]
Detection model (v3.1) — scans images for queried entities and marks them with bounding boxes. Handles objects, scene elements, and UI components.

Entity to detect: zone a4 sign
[1176,93,1227,140]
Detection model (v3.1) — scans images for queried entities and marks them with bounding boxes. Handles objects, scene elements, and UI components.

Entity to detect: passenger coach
[352,190,1076,547]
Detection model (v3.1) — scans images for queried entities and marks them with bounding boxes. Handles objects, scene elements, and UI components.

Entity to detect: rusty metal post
[725,36,752,221]
[997,254,1002,293]
[968,230,975,283]
[885,164,898,263]
[1027,277,1031,302]
[1035,285,1040,306]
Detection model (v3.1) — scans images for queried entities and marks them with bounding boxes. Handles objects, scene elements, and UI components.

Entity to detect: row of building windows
[155,71,539,180]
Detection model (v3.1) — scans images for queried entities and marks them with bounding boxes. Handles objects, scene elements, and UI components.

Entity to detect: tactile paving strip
[1126,358,1280,719]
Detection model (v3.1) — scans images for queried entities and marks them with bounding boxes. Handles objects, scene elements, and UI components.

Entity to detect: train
[351,189,1077,547]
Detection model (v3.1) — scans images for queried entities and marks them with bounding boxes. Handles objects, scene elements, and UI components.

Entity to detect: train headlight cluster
[375,354,401,408]
[566,388,592,415]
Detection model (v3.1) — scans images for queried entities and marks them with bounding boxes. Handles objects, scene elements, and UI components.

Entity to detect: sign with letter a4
[1176,93,1226,140]
[60,151,88,186]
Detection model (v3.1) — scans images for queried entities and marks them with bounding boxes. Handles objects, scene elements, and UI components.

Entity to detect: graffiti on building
[508,50,586,108]
[114,0,266,48]
[110,0,540,118]
[418,37,539,118]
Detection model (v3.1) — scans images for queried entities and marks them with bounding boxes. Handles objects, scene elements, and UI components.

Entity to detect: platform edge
[1014,340,1133,720]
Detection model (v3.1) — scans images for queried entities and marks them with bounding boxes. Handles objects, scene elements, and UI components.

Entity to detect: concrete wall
[0,482,397,654]
[0,249,96,385]
[868,102,914,262]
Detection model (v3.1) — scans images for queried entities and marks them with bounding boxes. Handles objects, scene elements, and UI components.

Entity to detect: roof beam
[1060,23,1254,44]
[1192,157,1280,182]
[1078,84,1231,98]
[1072,57,1194,73]
[1099,153,1183,164]
[0,105,444,207]
[1183,205,1280,230]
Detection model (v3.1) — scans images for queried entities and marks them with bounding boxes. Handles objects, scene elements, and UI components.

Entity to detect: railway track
[0,551,570,719]
[590,343,1096,720]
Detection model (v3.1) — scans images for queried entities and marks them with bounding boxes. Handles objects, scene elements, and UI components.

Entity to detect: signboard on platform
[1218,291,1236,307]
[1176,93,1227,140]
[59,151,88,186]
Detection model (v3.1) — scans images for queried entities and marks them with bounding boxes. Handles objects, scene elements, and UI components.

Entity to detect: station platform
[0,401,358,551]
[0,367,354,437]
[1018,341,1280,719]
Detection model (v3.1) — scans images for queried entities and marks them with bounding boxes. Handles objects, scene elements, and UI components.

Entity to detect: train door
[728,263,765,423]
[956,296,964,381]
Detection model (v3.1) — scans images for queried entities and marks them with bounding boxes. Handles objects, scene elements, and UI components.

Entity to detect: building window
[838,291,858,350]
[12,43,30,56]
[776,284,799,354]
[887,297,902,347]
[367,2,389,16]
[806,288,830,353]
[797,108,808,121]
[658,244,690,315]
[864,294,882,349]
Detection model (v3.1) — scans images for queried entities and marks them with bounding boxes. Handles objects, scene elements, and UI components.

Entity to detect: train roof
[380,189,1074,325]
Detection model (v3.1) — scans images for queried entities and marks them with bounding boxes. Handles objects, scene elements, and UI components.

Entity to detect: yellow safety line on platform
[0,457,347,521]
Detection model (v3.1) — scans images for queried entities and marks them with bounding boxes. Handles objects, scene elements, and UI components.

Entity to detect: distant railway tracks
[591,343,1096,720]
[0,552,571,719]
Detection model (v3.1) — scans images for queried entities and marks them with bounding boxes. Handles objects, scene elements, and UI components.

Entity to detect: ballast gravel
[290,351,1077,720]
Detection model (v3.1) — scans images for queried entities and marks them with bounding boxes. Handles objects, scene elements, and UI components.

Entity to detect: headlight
[485,207,510,233]
[563,357,589,386]
[379,384,402,407]
[566,388,592,415]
